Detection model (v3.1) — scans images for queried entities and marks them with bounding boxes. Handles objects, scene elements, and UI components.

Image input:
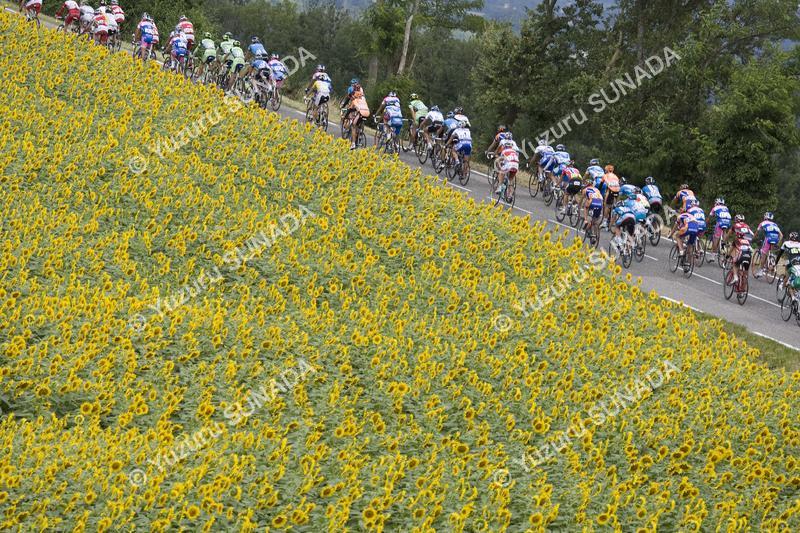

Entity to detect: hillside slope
[0,12,798,531]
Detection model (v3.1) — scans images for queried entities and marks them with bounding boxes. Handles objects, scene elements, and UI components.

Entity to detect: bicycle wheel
[543,180,554,206]
[777,277,788,304]
[458,161,470,186]
[751,251,763,279]
[766,255,777,284]
[56,23,65,32]
[634,230,646,262]
[304,107,314,125]
[415,137,428,165]
[621,240,633,269]
[320,106,329,132]
[357,128,367,148]
[506,177,517,207]
[554,192,566,222]
[493,182,506,207]
[270,90,282,111]
[737,275,748,305]
[647,214,662,246]
[569,203,581,227]
[781,293,794,321]
[669,245,680,273]
[717,243,729,269]
[528,171,540,198]
[723,268,735,300]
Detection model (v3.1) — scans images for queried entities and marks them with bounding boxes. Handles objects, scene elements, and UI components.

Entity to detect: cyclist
[105,6,119,45]
[193,32,217,80]
[305,65,332,124]
[453,106,471,129]
[408,94,428,142]
[642,176,662,213]
[375,91,403,143]
[175,15,194,50]
[600,164,621,228]
[707,198,732,258]
[223,40,247,92]
[549,144,571,189]
[492,138,518,195]
[671,183,696,213]
[267,54,288,93]
[436,111,459,161]
[579,176,604,234]
[345,81,369,149]
[531,139,554,175]
[242,52,271,97]
[339,78,361,132]
[725,215,754,284]
[110,0,124,30]
[447,120,473,176]
[754,212,783,278]
[134,13,157,61]
[78,2,94,35]
[486,125,512,155]
[619,178,639,200]
[787,257,800,301]
[610,200,637,253]
[687,199,707,249]
[561,162,583,210]
[56,1,80,31]
[584,158,604,187]
[247,36,267,61]
[668,210,699,264]
[166,30,190,69]
[420,105,444,149]
[216,32,234,73]
[19,0,42,19]
[92,6,112,45]
[776,232,800,290]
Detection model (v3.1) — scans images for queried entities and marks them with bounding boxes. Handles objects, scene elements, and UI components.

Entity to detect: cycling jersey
[248,43,267,57]
[634,194,651,213]
[111,5,124,24]
[675,212,699,245]
[688,206,706,233]
[553,150,571,165]
[732,222,754,246]
[424,110,444,124]
[498,144,518,172]
[313,79,331,95]
[601,172,621,196]
[780,240,800,261]
[454,128,472,156]
[94,12,109,33]
[642,184,662,205]
[219,39,235,55]
[268,60,288,81]
[176,20,194,41]
[620,184,638,199]
[710,205,731,229]
[58,1,80,21]
[613,204,637,234]
[453,113,471,128]
[585,165,604,183]
[624,197,648,222]
[675,189,696,211]
[409,99,428,121]
[196,38,216,59]
[757,220,781,244]
[252,58,268,70]
[138,20,156,43]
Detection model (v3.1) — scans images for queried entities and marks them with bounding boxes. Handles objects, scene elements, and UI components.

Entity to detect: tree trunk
[396,0,420,75]
[368,56,379,87]
[636,0,645,65]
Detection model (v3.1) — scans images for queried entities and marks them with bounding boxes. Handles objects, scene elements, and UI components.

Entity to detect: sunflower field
[0,12,798,532]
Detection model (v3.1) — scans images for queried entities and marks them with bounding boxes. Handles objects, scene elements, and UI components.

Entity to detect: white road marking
[751,331,799,351]
[645,254,659,261]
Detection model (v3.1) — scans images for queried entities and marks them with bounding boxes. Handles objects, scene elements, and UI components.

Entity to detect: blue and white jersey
[642,184,662,203]
[252,58,268,70]
[624,198,648,222]
[443,117,458,134]
[758,220,781,243]
[613,204,636,224]
[620,184,638,199]
[586,165,604,179]
[553,150,571,165]
[688,206,706,232]
[248,43,267,57]
[710,205,731,228]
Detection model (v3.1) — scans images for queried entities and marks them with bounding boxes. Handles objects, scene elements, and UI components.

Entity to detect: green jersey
[409,99,428,120]
[229,46,245,59]
[219,39,234,55]
[195,38,216,57]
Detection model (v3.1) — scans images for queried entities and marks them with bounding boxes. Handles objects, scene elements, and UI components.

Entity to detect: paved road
[279,106,799,350]
[12,5,798,350]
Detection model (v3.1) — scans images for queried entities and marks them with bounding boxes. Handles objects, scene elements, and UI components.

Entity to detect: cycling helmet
[506,132,513,139]
[111,0,118,4]
[458,121,467,129]
[233,40,240,47]
[223,32,232,40]
[689,199,699,208]
[454,106,464,114]
[179,15,188,22]
[350,78,358,84]
[555,144,566,151]
[538,139,546,146]
[251,36,260,44]
[388,91,397,97]
[789,231,798,240]
[497,125,507,133]
[735,214,745,222]
[317,64,326,72]
[763,211,774,221]
[410,93,418,99]
[204,32,212,38]
[645,176,654,185]
[680,183,689,190]
[715,197,725,205]
[272,54,281,60]
[446,111,455,119]
[590,158,600,166]
[431,105,440,112]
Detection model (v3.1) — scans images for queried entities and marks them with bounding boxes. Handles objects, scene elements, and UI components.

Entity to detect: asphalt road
[12,5,798,350]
